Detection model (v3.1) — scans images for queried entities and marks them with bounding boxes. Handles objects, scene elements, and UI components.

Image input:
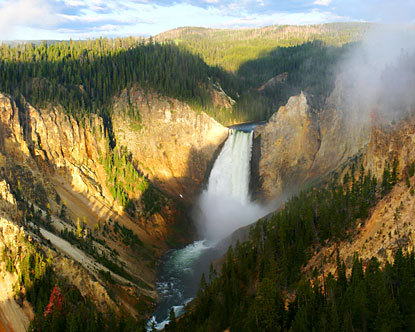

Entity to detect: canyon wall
[253,84,371,200]
[364,116,415,179]
[304,111,415,280]
[112,87,228,203]
[0,90,228,326]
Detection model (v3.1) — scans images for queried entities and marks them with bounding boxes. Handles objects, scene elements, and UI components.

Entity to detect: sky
[0,0,414,40]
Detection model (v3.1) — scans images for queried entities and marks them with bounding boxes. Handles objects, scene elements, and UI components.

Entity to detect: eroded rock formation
[253,84,371,200]
[0,89,228,325]
[112,87,228,202]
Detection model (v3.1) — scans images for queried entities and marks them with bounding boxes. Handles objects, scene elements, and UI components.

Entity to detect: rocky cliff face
[0,94,108,198]
[0,90,228,323]
[253,83,371,200]
[0,93,160,317]
[364,115,415,179]
[112,87,228,202]
[253,92,320,199]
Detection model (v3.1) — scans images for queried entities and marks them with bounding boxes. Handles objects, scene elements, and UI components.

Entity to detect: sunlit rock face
[0,89,228,318]
[253,85,371,201]
[253,92,320,199]
[364,115,415,180]
[112,87,229,203]
[0,92,107,196]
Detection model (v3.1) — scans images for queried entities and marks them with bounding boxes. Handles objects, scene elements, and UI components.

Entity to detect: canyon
[0,26,415,331]
[2,77,415,330]
[0,86,229,331]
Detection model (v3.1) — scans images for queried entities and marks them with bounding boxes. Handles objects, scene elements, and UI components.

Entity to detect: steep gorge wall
[253,84,371,200]
[112,87,228,203]
[364,116,415,179]
[0,93,158,317]
[0,90,229,322]
[0,93,108,199]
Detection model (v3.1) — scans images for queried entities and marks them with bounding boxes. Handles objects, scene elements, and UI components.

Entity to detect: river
[149,123,267,330]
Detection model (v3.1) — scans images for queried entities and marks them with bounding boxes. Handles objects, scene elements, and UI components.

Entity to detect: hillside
[156,23,371,72]
[157,23,371,123]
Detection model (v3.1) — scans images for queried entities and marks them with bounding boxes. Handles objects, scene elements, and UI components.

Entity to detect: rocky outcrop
[0,94,31,164]
[258,72,288,92]
[0,94,108,197]
[253,92,320,198]
[364,115,415,179]
[0,180,17,217]
[253,86,371,200]
[112,87,228,202]
[27,105,106,178]
[209,81,236,109]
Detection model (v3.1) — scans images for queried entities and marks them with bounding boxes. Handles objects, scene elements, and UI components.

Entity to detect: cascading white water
[197,128,267,241]
[150,125,269,330]
[206,129,253,203]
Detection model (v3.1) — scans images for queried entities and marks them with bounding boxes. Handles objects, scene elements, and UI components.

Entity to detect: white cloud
[0,0,61,39]
[313,0,332,6]
[0,0,361,40]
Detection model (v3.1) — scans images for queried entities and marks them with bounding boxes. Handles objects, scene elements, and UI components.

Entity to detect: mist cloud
[195,192,270,241]
[336,23,415,124]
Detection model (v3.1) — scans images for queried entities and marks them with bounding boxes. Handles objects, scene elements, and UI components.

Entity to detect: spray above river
[150,124,268,329]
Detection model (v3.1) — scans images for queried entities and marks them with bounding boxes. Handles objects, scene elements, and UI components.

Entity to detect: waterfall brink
[197,128,267,241]
[207,129,253,203]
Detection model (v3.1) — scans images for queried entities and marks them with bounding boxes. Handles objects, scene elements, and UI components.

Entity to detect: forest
[167,160,414,331]
[0,24,368,125]
[0,181,150,332]
[156,23,370,71]
[0,38,225,124]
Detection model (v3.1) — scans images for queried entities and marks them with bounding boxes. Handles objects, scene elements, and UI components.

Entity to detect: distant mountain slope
[156,23,371,72]
[157,23,372,123]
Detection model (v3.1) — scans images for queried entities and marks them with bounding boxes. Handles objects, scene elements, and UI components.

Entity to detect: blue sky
[0,0,413,40]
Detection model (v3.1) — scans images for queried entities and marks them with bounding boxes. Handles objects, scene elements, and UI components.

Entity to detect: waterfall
[150,125,269,330]
[207,129,253,203]
[197,128,267,241]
